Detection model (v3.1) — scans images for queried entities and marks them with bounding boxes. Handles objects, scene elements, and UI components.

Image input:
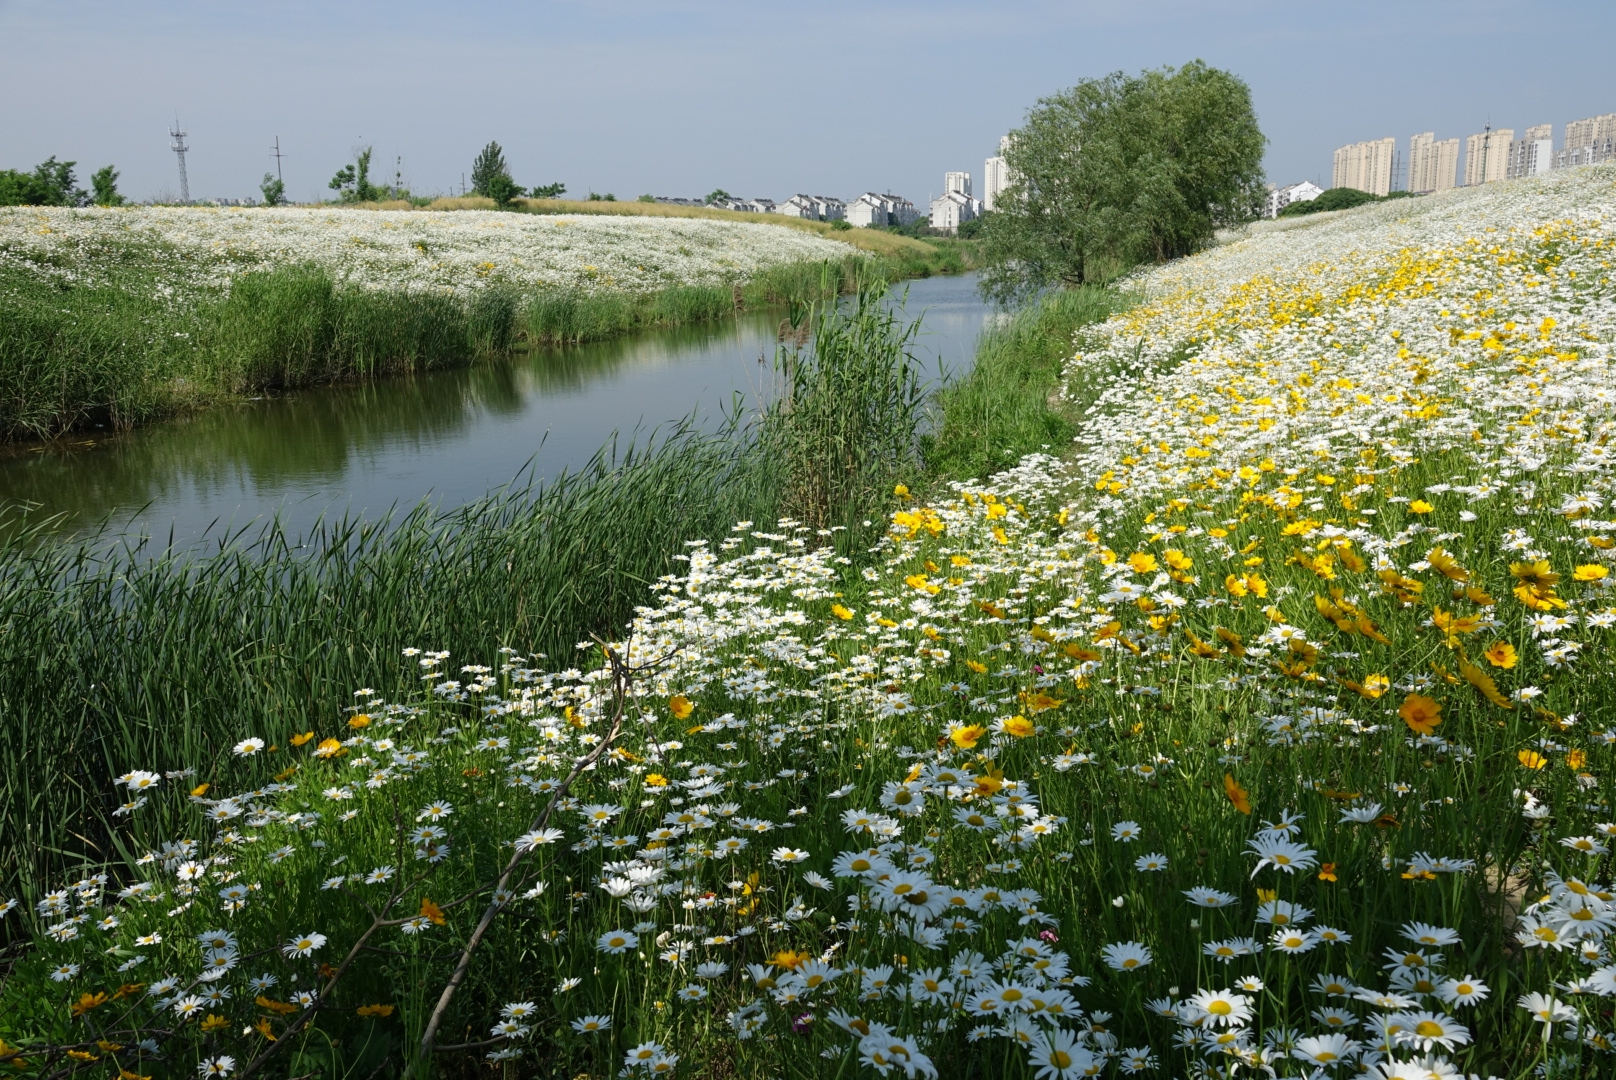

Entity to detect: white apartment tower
[1507,124,1555,180]
[983,135,1012,212]
[1331,138,1395,196]
[1407,132,1459,194]
[944,171,972,197]
[1463,129,1513,186]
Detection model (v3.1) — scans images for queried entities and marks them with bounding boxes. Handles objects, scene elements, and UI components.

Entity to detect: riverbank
[0,205,969,439]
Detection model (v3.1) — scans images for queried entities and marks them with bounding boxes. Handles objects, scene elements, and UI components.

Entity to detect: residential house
[1263,180,1324,218]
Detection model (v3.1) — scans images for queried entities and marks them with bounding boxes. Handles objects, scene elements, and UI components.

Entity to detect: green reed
[924,285,1121,482]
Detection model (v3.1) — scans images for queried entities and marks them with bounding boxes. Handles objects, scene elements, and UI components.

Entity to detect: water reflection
[1,273,992,544]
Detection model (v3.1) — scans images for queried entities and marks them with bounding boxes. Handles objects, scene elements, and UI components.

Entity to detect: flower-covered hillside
[4,167,1616,1080]
[0,205,851,296]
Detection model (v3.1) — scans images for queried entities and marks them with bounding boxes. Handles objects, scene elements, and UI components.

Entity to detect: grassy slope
[923,285,1121,482]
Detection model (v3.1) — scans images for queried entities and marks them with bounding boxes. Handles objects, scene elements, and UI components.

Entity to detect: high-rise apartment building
[1332,138,1395,196]
[1507,124,1555,180]
[944,172,971,197]
[983,136,1013,212]
[1407,132,1459,194]
[1556,113,1616,169]
[1463,129,1513,185]
[1564,114,1616,151]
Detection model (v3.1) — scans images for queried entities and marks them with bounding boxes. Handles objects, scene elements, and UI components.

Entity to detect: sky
[2,0,1612,205]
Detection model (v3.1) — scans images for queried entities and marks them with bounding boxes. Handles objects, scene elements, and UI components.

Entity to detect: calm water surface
[0,273,994,545]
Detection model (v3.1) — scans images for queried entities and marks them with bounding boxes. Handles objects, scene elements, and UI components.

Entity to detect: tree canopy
[470,141,508,198]
[980,61,1267,302]
[0,157,88,207]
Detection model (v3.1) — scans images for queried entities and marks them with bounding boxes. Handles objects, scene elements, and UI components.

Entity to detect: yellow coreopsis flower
[1127,552,1159,574]
[669,695,694,721]
[1399,693,1443,736]
[1573,564,1609,582]
[1000,715,1036,738]
[1409,500,1435,514]
[949,724,987,749]
[1518,749,1548,770]
[1483,641,1518,669]
[830,603,853,621]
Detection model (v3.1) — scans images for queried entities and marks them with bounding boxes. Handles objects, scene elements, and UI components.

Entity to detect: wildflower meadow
[0,206,850,297]
[4,166,1616,1080]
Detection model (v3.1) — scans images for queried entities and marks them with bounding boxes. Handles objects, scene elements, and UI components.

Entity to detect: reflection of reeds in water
[0,246,967,440]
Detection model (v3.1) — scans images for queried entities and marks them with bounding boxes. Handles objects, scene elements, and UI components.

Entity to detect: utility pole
[272,136,285,183]
[170,118,190,204]
[1480,122,1493,185]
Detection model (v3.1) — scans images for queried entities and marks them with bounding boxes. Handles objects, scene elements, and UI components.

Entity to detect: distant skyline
[2,0,1613,204]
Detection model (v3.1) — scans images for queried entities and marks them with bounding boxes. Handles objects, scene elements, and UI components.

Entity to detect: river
[0,273,994,546]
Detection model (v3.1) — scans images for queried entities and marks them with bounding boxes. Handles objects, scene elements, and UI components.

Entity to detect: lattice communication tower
[170,121,190,204]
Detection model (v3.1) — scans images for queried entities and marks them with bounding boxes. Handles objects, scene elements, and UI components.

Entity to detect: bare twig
[416,642,636,1061]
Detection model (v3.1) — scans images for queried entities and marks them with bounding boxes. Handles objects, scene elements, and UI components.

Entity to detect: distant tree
[980,61,1266,301]
[90,165,125,207]
[329,148,379,203]
[529,182,566,199]
[587,192,616,202]
[705,188,732,205]
[637,194,657,203]
[470,141,508,198]
[956,214,987,239]
[0,157,87,206]
[260,173,287,206]
[1278,186,1378,217]
[485,172,521,209]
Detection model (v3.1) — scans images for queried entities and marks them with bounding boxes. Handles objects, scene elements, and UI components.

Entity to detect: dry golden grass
[407,196,939,257]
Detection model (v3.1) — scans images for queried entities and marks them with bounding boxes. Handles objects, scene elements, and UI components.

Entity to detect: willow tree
[980,61,1267,303]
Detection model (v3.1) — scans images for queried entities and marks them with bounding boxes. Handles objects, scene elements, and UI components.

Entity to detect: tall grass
[924,285,1120,481]
[0,281,927,899]
[763,286,925,537]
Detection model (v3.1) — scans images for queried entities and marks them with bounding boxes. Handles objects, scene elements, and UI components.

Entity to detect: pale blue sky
[2,0,1611,204]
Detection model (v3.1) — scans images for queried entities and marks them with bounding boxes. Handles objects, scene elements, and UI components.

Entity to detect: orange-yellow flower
[1399,693,1443,736]
[1483,641,1518,669]
[669,695,694,721]
[419,897,446,925]
[949,724,987,750]
[1408,500,1435,514]
[1573,564,1609,582]
[1318,863,1338,882]
[1127,552,1159,574]
[290,731,315,747]
[830,603,853,621]
[1518,749,1548,770]
[1223,773,1252,815]
[1426,545,1469,582]
[644,773,669,788]
[1000,715,1036,738]
[770,949,809,971]
[348,714,371,729]
[356,1004,395,1018]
